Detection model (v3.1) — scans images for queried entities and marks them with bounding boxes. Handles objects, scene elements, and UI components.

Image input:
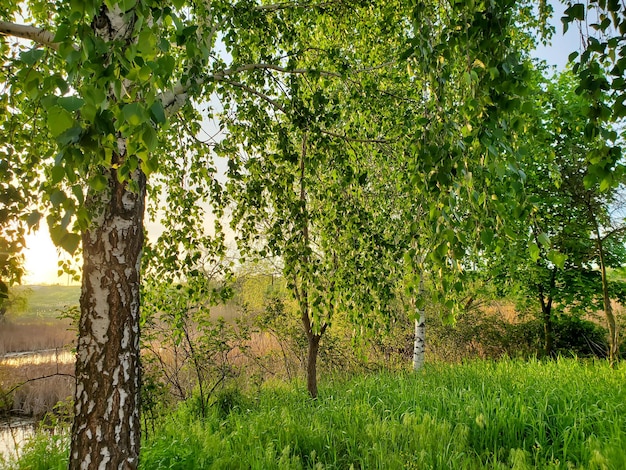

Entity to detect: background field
[3,285,80,323]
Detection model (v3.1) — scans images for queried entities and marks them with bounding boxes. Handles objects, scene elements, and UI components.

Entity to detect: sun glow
[23,230,74,285]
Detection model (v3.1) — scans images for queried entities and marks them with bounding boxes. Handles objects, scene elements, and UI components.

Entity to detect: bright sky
[21,1,576,285]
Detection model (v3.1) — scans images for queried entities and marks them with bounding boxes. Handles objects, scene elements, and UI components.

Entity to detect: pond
[0,417,37,461]
[0,348,74,463]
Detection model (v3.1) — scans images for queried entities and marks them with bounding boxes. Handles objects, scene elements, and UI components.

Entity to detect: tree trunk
[595,232,619,365]
[70,165,145,470]
[537,267,556,358]
[542,302,554,358]
[412,311,426,371]
[306,332,322,398]
[410,272,425,372]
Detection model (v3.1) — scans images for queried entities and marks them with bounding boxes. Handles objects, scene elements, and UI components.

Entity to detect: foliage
[483,67,626,357]
[4,428,69,470]
[429,307,609,361]
[141,274,247,421]
[15,359,626,469]
[563,1,626,134]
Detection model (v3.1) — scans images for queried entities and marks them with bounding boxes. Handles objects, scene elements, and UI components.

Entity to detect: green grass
[8,285,80,321]
[11,358,626,469]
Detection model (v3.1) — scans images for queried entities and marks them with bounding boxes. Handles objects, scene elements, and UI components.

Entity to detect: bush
[426,305,609,361]
[552,315,607,358]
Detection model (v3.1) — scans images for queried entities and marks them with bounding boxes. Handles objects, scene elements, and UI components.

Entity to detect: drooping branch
[320,129,393,144]
[223,79,287,112]
[256,1,344,12]
[0,20,59,50]
[159,64,334,116]
[160,60,383,116]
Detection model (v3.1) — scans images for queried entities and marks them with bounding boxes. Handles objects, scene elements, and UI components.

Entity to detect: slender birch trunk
[412,300,425,371]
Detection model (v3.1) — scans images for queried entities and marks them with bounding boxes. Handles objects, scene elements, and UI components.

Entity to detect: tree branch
[0,20,59,50]
[159,63,340,116]
[320,129,392,144]
[220,62,342,78]
[224,80,287,112]
[256,2,342,12]
[3,372,75,397]
[599,224,626,243]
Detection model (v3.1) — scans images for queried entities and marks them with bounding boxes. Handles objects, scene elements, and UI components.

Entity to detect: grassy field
[6,285,80,322]
[8,358,626,469]
[1,286,78,356]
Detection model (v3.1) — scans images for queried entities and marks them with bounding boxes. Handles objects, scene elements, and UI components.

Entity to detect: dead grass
[0,351,75,419]
[0,320,75,355]
[0,316,77,418]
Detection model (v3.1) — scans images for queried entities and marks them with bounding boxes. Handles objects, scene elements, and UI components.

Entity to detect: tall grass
[141,358,626,469]
[12,358,626,469]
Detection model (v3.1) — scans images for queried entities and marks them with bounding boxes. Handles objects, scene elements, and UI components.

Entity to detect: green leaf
[547,250,567,269]
[149,101,166,124]
[141,156,159,175]
[118,0,137,11]
[480,229,494,246]
[141,126,158,151]
[528,241,540,262]
[564,3,585,21]
[50,189,67,207]
[20,49,45,65]
[57,96,84,112]
[600,176,613,192]
[53,23,70,42]
[51,164,66,184]
[48,106,75,137]
[122,103,147,126]
[57,126,83,146]
[90,174,109,191]
[26,211,42,228]
[537,232,550,247]
[50,228,81,255]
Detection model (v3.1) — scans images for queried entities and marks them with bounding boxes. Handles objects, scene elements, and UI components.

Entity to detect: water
[1,349,74,367]
[0,418,36,462]
[0,349,74,464]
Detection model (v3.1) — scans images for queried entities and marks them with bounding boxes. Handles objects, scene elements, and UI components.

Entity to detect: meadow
[1,286,78,419]
[0,285,78,354]
[7,358,626,469]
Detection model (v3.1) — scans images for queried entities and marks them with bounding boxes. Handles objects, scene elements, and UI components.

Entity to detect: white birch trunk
[70,163,145,470]
[412,307,425,371]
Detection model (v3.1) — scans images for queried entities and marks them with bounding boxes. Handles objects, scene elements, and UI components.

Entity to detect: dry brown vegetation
[0,320,75,355]
[0,351,75,418]
[1,287,623,424]
[1,316,76,420]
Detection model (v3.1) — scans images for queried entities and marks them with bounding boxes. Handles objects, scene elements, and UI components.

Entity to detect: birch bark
[70,163,145,470]
[412,301,425,372]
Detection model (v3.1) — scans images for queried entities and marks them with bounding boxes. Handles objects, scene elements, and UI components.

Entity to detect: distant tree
[491,70,626,358]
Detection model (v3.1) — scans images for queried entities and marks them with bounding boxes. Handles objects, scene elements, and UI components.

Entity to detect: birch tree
[0,0,378,466]
[223,2,409,396]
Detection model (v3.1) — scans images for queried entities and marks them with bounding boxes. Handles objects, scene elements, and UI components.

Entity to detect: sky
[21,1,579,285]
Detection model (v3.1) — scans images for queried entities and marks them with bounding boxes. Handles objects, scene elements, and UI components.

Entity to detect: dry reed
[1,351,75,418]
[0,321,75,355]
